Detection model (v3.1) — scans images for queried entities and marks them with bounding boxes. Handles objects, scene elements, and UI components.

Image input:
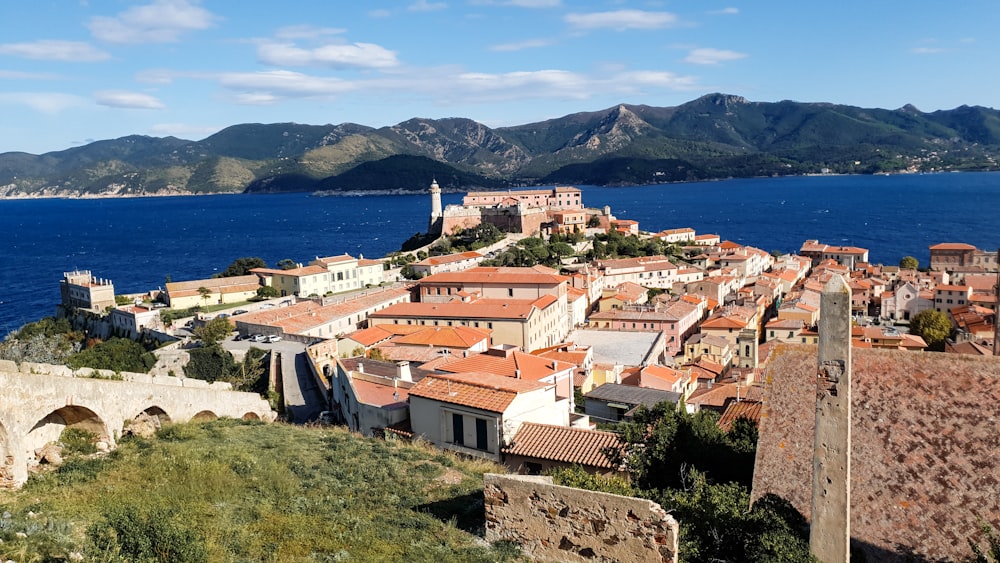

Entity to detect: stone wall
[484,474,678,563]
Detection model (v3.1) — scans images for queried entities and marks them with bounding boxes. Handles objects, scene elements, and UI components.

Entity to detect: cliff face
[3,93,1000,196]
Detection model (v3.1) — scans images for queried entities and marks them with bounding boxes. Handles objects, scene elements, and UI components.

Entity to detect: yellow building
[165,275,260,309]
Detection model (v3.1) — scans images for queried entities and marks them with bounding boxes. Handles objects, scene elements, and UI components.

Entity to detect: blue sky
[1,0,998,154]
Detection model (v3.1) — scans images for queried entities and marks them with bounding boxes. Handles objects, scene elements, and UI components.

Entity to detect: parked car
[233,309,248,315]
[250,334,266,342]
[233,334,244,341]
[266,334,282,343]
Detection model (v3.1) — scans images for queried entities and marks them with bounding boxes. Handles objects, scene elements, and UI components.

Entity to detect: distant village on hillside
[27,181,1000,560]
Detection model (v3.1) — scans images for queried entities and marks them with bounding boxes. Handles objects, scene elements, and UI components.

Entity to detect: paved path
[223,337,326,423]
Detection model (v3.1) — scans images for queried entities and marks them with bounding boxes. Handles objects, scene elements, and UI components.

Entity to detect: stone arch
[25,405,109,459]
[191,410,218,422]
[241,412,260,421]
[139,406,172,425]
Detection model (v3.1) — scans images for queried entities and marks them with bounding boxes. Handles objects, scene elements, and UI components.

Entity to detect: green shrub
[60,427,99,456]
[86,501,208,563]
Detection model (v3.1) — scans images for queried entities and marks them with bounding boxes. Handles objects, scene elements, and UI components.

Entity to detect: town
[5,182,1000,561]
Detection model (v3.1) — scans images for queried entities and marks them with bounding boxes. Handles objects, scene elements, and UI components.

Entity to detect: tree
[67,338,156,373]
[197,286,212,307]
[256,285,280,299]
[216,256,267,278]
[909,308,952,350]
[192,317,232,346]
[899,255,919,270]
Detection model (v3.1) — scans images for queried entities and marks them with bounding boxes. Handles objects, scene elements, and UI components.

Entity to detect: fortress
[428,183,587,237]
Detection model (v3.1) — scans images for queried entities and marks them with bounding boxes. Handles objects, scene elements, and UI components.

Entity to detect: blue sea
[2,172,1000,335]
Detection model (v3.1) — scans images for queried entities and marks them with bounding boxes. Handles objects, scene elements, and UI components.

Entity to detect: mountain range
[2,93,999,198]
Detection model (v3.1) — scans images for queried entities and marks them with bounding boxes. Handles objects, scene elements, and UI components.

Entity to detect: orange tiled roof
[408,371,547,412]
[437,349,572,381]
[250,265,328,277]
[753,345,1000,561]
[314,254,356,265]
[929,242,977,251]
[419,266,567,285]
[717,400,762,432]
[504,423,621,469]
[393,326,491,348]
[165,274,260,295]
[351,378,409,408]
[369,295,555,321]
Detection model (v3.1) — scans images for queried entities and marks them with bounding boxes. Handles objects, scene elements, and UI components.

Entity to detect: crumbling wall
[484,474,678,563]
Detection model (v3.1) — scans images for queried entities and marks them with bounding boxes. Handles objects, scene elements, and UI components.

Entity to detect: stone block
[484,473,678,563]
[0,360,18,374]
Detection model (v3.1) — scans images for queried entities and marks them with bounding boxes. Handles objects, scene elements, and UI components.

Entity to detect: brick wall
[484,474,678,562]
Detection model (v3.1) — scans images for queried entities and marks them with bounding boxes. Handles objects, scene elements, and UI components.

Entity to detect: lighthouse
[428,178,443,233]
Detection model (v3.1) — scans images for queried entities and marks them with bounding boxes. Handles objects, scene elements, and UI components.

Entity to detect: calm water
[2,172,999,334]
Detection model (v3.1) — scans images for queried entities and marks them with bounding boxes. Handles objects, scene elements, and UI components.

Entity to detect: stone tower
[428,178,443,233]
[736,328,758,369]
[810,275,852,561]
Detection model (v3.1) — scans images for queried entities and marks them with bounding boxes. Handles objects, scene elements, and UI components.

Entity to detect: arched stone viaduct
[0,361,275,488]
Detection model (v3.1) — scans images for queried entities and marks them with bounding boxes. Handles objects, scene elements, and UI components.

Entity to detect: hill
[0,419,519,561]
[2,93,1000,197]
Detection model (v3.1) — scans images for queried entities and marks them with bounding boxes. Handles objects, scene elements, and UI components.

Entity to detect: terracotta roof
[408,371,548,413]
[418,266,567,285]
[753,345,1000,562]
[413,251,484,267]
[929,242,978,251]
[351,378,409,408]
[165,274,260,295]
[717,399,762,432]
[393,325,491,348]
[250,265,328,277]
[369,295,555,322]
[236,288,409,334]
[314,254,356,265]
[437,349,572,381]
[687,382,763,408]
[504,423,621,469]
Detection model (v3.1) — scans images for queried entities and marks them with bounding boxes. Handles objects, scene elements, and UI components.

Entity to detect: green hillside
[0,419,519,562]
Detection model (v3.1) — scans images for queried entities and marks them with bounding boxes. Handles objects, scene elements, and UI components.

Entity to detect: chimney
[514,369,521,379]
[396,361,412,382]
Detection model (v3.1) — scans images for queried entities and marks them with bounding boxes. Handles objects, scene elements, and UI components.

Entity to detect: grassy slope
[0,419,520,562]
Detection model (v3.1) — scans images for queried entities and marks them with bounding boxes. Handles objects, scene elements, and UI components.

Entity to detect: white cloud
[614,71,699,89]
[274,25,345,40]
[0,92,87,114]
[0,70,60,80]
[710,7,739,15]
[469,0,561,6]
[408,0,447,11]
[0,40,110,62]
[257,42,399,69]
[88,0,218,44]
[94,90,165,109]
[565,10,678,31]
[219,70,358,101]
[911,47,945,54]
[489,38,553,52]
[368,9,392,18]
[684,48,747,65]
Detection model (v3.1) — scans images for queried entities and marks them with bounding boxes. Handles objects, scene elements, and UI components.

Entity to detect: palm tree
[197,286,212,308]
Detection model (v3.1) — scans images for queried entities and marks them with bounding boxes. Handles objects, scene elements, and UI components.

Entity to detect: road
[223,337,327,423]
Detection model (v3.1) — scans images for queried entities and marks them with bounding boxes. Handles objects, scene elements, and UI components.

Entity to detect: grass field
[0,419,521,562]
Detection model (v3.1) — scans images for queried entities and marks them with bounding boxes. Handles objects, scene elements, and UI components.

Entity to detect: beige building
[409,251,484,277]
[109,305,163,339]
[408,371,568,462]
[462,186,583,210]
[60,270,116,312]
[311,254,384,289]
[165,275,260,309]
[235,287,411,339]
[367,294,565,352]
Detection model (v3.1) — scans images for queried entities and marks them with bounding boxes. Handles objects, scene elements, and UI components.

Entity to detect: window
[508,288,514,297]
